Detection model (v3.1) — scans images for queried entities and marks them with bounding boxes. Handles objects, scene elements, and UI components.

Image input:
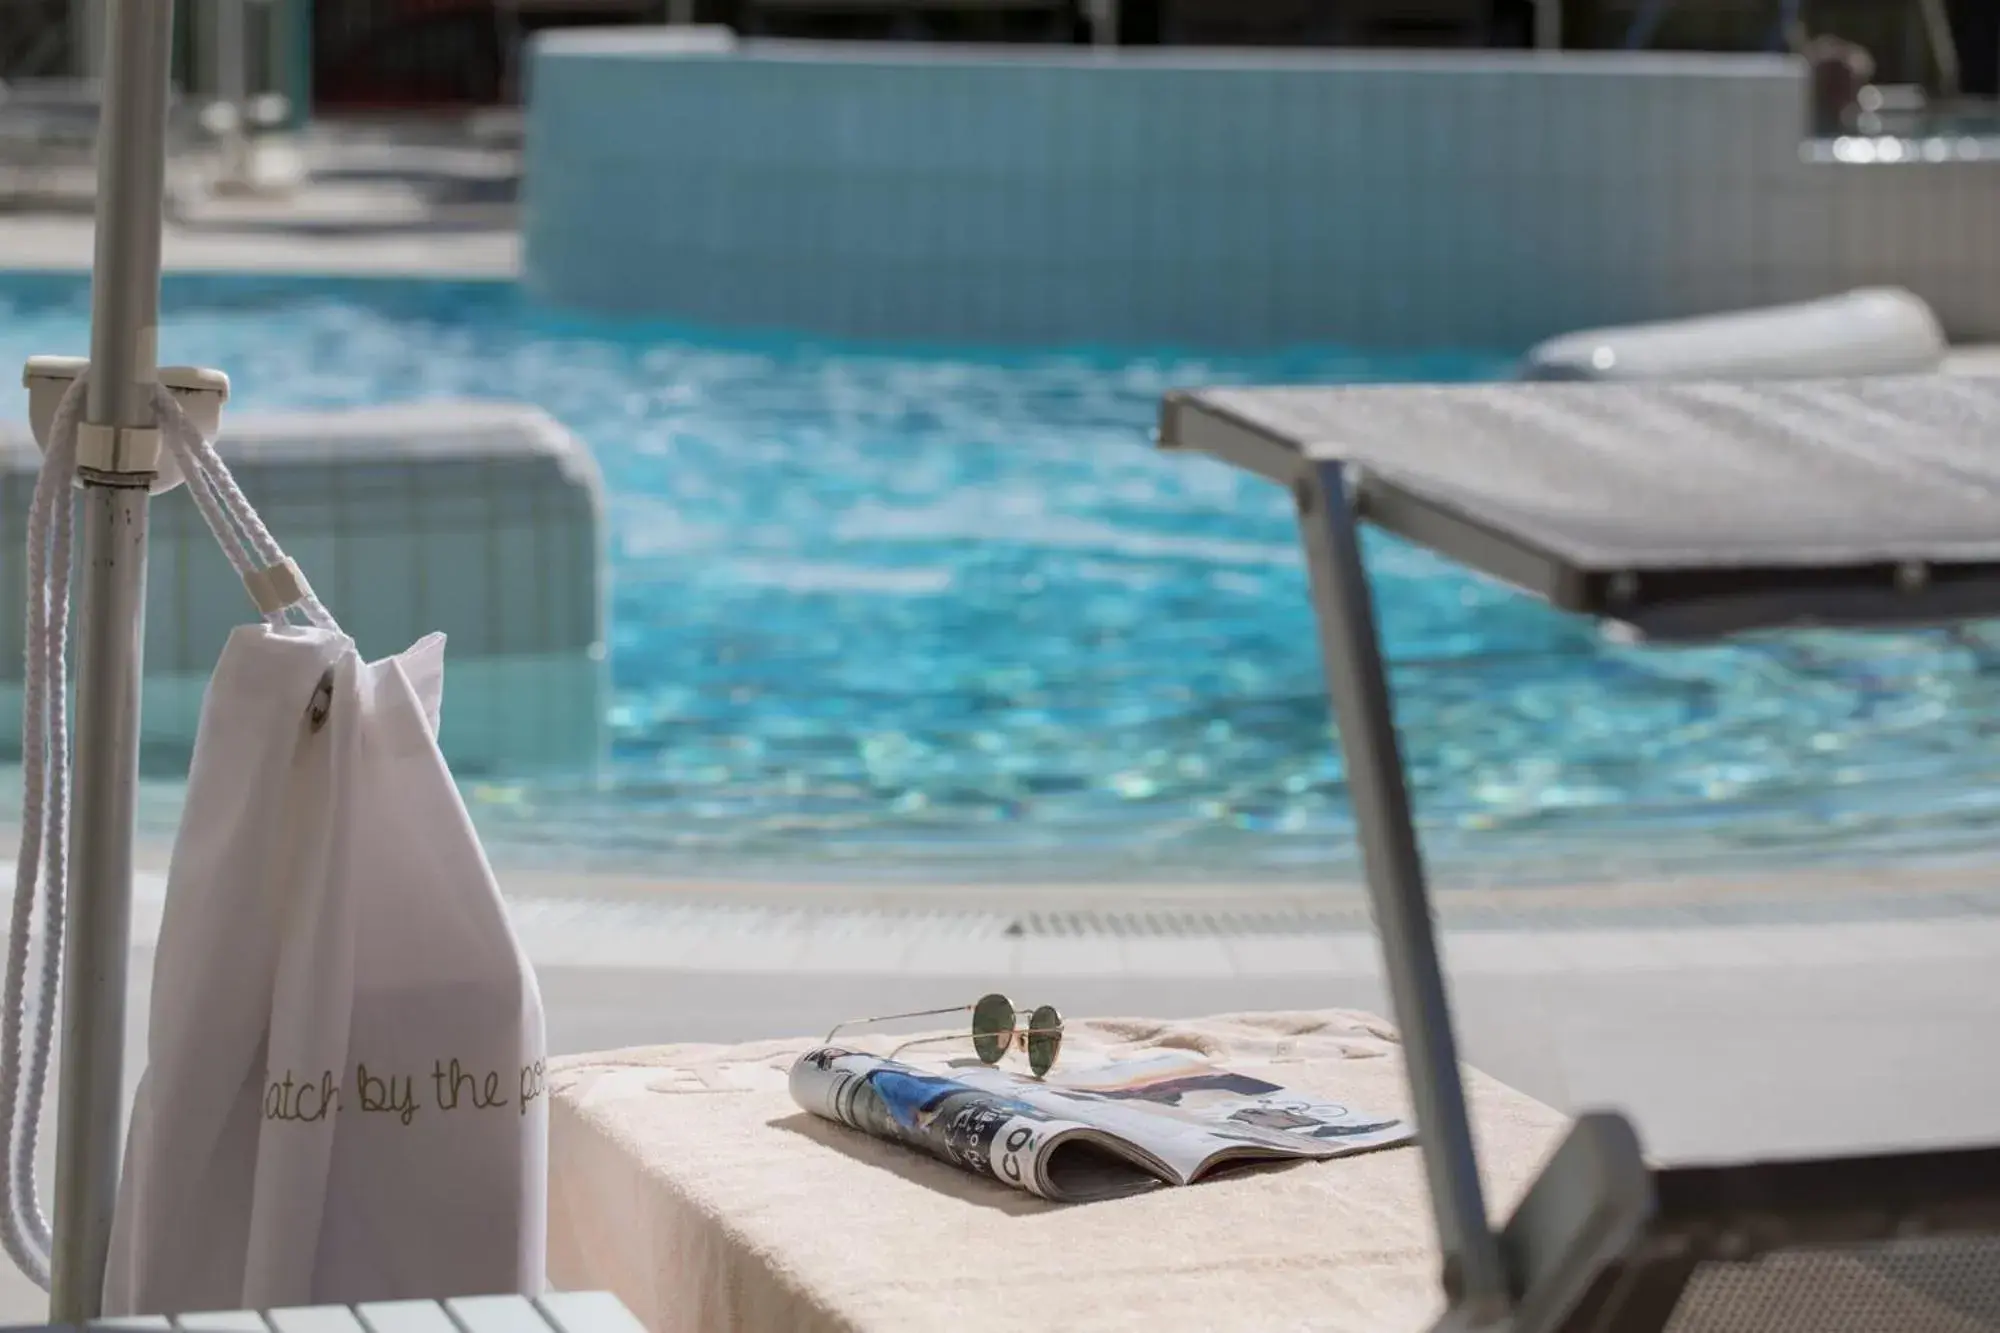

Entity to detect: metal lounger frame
[1159,383,2000,1332]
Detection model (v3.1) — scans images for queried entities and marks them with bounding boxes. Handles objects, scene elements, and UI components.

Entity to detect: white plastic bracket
[21,355,232,495]
[75,422,162,475]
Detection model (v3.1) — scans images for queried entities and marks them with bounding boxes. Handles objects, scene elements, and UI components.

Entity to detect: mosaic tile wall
[525,32,2000,349]
[0,405,607,777]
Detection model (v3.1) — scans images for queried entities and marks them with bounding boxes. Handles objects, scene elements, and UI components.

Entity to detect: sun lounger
[0,76,204,209]
[1158,375,2000,1333]
[549,1012,1567,1333]
[0,77,102,199]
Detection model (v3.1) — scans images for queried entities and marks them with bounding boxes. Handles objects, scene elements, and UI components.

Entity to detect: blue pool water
[6,273,2000,884]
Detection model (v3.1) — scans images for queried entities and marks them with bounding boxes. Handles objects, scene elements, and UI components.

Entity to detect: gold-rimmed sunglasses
[824,993,1064,1079]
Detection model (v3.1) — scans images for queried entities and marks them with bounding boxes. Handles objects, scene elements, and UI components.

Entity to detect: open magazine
[789,1046,1413,1202]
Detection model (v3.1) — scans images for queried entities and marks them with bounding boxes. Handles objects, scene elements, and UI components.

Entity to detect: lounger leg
[1294,461,1510,1321]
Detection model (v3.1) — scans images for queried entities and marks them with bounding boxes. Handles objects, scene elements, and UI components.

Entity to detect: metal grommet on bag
[307,668,334,733]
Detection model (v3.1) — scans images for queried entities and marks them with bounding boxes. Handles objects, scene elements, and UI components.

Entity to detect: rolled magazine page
[790,1048,1166,1201]
[952,1051,1413,1184]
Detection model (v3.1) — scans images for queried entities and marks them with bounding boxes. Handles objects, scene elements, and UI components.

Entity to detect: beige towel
[549,1010,1568,1333]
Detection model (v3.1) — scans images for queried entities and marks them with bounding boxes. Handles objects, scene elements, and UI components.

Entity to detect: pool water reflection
[4,273,1998,884]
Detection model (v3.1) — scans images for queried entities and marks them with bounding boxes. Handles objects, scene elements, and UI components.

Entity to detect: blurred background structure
[3,0,1997,109]
[4,0,1995,224]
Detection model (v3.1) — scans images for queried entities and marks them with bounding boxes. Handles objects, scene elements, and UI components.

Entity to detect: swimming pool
[5,273,1999,884]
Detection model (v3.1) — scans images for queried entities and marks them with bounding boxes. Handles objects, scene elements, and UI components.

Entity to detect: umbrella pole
[49,0,176,1319]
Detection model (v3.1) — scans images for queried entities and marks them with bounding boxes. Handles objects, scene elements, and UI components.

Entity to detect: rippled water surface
[5,274,1999,883]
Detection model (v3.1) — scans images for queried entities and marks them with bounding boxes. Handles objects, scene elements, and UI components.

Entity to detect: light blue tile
[523,40,1996,347]
[441,1298,549,1333]
[354,1303,457,1333]
[265,1311,365,1333]
[175,1313,270,1333]
[533,1295,644,1333]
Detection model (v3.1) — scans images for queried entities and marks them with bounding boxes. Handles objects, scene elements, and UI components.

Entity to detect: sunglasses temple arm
[824,1003,974,1043]
[885,1033,972,1061]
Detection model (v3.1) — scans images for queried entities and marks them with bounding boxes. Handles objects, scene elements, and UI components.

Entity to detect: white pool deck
[3,194,2000,1317]
[0,211,519,279]
[3,856,1999,1318]
[0,127,520,279]
[33,854,2000,1163]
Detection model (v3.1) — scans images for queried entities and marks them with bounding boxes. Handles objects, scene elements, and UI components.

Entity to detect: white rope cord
[0,373,82,1286]
[0,378,341,1288]
[179,446,263,598]
[154,392,337,631]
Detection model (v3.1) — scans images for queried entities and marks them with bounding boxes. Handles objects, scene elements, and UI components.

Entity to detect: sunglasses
[824,992,1065,1079]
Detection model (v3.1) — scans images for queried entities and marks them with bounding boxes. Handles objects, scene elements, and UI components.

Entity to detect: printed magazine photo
[790,1047,1413,1202]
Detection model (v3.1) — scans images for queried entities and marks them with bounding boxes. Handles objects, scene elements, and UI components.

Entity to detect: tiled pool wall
[0,408,608,779]
[524,33,2000,348]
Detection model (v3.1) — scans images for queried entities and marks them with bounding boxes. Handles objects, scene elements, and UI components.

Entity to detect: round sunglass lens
[971,992,1016,1064]
[1025,1004,1062,1078]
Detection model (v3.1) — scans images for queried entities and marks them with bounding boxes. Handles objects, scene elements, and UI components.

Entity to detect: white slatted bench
[2,1293,646,1333]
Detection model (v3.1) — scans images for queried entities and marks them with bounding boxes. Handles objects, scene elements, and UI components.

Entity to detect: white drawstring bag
[2,379,547,1313]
